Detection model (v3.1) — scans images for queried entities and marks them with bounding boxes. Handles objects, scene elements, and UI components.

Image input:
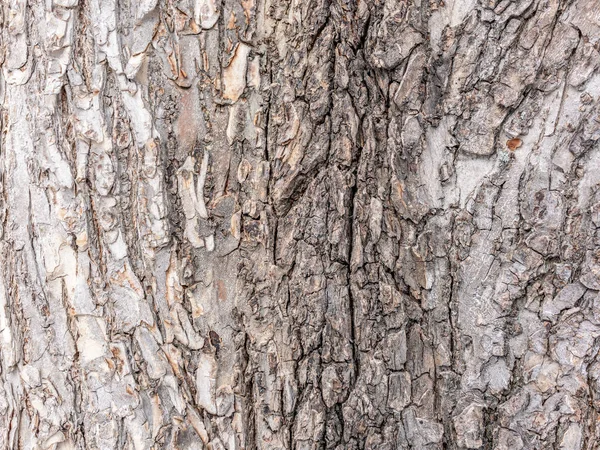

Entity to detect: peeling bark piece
[560,423,583,450]
[222,43,250,102]
[387,371,411,411]
[195,0,219,29]
[581,250,600,290]
[403,409,444,447]
[541,282,586,321]
[196,353,218,415]
[495,428,524,450]
[454,402,484,448]
[178,153,211,248]
[135,327,168,379]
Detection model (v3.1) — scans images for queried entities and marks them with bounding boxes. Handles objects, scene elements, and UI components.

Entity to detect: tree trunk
[1,0,600,448]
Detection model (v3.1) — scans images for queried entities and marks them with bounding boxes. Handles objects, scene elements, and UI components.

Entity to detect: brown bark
[1,0,600,449]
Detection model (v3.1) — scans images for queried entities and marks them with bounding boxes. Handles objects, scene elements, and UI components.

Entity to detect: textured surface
[1,0,600,448]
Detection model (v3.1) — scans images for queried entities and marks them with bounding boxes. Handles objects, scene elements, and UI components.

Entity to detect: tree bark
[1,0,600,448]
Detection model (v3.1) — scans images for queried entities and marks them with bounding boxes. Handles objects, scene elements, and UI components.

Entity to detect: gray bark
[1,0,600,449]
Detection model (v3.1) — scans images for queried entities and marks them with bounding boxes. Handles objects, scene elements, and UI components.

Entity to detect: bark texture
[1,0,600,448]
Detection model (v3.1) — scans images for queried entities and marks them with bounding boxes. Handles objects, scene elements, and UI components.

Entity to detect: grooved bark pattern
[1,0,600,449]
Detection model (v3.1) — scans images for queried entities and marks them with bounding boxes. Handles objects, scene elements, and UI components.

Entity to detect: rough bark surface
[1,0,600,449]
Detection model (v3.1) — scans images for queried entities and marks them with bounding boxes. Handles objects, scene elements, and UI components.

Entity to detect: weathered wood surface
[1,0,600,448]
